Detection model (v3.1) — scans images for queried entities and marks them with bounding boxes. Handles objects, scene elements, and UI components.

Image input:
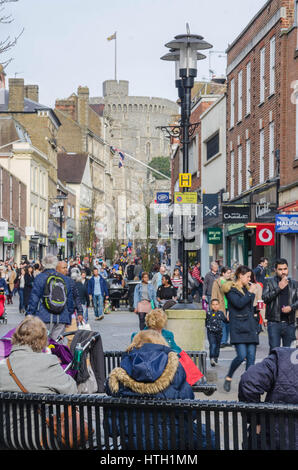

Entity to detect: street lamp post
[161,26,212,305]
[57,195,67,261]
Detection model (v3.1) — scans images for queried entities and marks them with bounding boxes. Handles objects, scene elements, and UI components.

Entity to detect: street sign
[174,192,197,204]
[4,229,14,244]
[256,224,275,246]
[156,192,170,204]
[179,173,192,188]
[207,228,223,244]
[275,214,298,233]
[57,237,66,246]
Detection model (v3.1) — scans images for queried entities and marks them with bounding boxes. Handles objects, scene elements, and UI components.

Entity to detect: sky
[1,0,267,107]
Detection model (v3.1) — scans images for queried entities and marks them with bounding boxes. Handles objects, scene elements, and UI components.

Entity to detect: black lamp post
[57,195,67,261]
[161,26,212,305]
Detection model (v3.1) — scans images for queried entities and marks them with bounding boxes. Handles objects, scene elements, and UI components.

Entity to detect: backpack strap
[6,357,29,393]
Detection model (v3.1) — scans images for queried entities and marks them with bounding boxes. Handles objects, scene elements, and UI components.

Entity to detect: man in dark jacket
[238,347,298,450]
[262,258,298,353]
[253,257,268,284]
[88,268,109,320]
[202,262,219,307]
[26,254,74,341]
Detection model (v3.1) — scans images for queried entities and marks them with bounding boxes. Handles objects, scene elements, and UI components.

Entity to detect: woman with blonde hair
[131,309,204,386]
[104,328,214,449]
[0,315,77,394]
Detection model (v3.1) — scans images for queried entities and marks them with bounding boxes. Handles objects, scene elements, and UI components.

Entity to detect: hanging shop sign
[252,185,277,222]
[207,227,223,244]
[3,229,14,244]
[256,224,275,246]
[222,205,250,224]
[275,214,298,233]
[203,194,219,222]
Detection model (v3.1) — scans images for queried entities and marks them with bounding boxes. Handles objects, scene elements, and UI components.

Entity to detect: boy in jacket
[206,299,227,366]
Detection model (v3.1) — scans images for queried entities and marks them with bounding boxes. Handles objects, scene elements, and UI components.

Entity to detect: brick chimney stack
[8,78,24,111]
[77,86,89,129]
[25,84,39,103]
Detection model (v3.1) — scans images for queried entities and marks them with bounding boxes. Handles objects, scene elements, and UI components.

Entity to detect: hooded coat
[221,281,259,345]
[104,343,215,450]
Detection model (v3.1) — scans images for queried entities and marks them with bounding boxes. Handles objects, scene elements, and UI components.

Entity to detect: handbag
[6,357,91,448]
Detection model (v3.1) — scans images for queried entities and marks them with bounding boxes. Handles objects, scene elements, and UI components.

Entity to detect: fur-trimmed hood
[221,280,246,295]
[105,343,194,399]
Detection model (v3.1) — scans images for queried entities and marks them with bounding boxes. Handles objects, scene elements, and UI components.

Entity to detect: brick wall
[0,165,26,233]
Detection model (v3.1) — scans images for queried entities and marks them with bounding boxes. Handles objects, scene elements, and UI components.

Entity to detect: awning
[277,200,298,213]
[245,222,275,228]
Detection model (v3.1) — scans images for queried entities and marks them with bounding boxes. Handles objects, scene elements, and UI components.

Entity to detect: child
[206,298,226,367]
[104,298,111,315]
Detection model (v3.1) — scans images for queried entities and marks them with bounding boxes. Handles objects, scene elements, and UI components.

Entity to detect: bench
[103,350,217,396]
[1,391,297,450]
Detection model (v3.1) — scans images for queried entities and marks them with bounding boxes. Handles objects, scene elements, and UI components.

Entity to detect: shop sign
[207,228,223,244]
[0,221,8,238]
[256,224,275,246]
[67,232,74,240]
[203,194,219,222]
[222,205,250,223]
[156,192,170,204]
[275,214,298,233]
[4,229,14,244]
[252,186,277,221]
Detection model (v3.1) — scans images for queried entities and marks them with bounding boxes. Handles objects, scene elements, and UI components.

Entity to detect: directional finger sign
[179,173,192,188]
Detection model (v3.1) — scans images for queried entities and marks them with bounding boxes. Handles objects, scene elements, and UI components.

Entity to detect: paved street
[0,295,275,402]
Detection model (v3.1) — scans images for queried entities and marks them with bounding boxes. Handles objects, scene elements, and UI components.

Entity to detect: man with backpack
[26,254,74,341]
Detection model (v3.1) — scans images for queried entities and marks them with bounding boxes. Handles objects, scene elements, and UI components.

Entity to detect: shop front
[276,204,298,279]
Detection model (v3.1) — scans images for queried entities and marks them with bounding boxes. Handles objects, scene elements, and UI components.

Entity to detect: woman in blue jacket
[104,329,214,450]
[133,272,157,330]
[222,265,259,392]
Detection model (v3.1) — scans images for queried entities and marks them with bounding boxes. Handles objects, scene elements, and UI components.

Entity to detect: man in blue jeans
[262,258,298,353]
[88,268,109,320]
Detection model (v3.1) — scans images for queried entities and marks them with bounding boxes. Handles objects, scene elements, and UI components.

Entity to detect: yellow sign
[174,192,197,204]
[57,238,65,243]
[179,173,192,188]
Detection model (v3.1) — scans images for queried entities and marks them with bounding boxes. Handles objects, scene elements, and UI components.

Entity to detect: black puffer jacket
[262,276,298,323]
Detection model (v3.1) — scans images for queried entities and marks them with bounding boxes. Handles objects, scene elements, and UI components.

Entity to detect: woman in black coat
[23,265,35,311]
[221,265,259,392]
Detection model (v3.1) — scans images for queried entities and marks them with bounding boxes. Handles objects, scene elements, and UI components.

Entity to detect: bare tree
[0,0,24,67]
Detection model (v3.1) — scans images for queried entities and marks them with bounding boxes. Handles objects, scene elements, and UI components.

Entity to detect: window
[238,70,243,121]
[259,129,265,183]
[238,146,242,195]
[260,47,265,103]
[246,62,251,115]
[206,132,219,161]
[246,139,251,190]
[230,151,235,199]
[269,122,275,178]
[269,36,275,95]
[230,78,235,128]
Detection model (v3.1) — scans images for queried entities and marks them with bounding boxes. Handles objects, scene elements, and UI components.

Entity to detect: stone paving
[0,295,276,402]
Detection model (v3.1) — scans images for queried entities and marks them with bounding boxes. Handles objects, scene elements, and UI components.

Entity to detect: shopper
[206,299,227,367]
[253,257,268,285]
[88,267,109,321]
[211,266,232,347]
[202,262,219,308]
[133,272,157,330]
[262,258,298,353]
[222,265,259,392]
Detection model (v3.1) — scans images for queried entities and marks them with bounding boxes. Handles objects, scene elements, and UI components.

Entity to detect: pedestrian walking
[202,262,219,308]
[88,267,109,321]
[133,272,157,330]
[23,265,35,311]
[191,261,203,302]
[18,267,26,313]
[6,264,16,304]
[206,299,227,367]
[211,266,232,347]
[253,257,268,284]
[262,258,298,353]
[26,254,74,341]
[222,265,259,392]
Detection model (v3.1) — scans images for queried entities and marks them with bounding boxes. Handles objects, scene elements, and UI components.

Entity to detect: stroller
[0,287,7,324]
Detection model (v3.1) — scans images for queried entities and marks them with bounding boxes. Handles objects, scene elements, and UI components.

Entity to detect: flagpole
[115,31,117,81]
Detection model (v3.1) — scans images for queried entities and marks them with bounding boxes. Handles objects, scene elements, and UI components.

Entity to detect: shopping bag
[179,350,204,385]
[78,320,91,331]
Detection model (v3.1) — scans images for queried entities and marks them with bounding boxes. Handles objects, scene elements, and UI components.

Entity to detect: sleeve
[290,281,298,311]
[48,357,78,394]
[262,278,281,304]
[238,353,278,403]
[26,277,42,315]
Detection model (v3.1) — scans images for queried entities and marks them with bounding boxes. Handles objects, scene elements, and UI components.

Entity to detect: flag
[118,151,125,168]
[107,32,116,41]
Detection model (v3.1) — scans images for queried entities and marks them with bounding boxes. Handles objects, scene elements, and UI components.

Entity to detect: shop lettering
[256,199,271,218]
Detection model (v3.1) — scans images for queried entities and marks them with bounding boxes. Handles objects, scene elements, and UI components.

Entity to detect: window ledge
[237,120,242,126]
[258,101,265,108]
[204,152,222,166]
[245,112,251,119]
[268,92,275,100]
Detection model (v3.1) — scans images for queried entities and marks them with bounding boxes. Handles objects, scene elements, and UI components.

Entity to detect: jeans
[93,294,104,318]
[207,331,222,359]
[267,321,296,353]
[18,288,24,312]
[82,304,88,322]
[221,321,230,345]
[227,343,256,378]
[138,312,146,330]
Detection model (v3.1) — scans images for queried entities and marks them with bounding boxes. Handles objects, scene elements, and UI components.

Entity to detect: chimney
[8,78,24,111]
[77,86,89,128]
[25,84,39,102]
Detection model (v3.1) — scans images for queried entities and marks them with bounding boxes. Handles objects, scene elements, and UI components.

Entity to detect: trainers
[223,377,232,392]
[210,359,216,367]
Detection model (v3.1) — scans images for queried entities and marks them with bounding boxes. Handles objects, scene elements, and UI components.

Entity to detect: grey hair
[42,254,59,270]
[71,268,81,282]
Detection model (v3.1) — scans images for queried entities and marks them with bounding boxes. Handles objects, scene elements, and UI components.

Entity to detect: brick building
[225,0,298,275]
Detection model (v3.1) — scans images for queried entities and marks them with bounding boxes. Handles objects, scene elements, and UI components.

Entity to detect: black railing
[1,392,297,451]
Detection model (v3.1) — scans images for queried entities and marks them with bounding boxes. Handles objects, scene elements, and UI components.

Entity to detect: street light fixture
[160,25,212,306]
[56,195,67,260]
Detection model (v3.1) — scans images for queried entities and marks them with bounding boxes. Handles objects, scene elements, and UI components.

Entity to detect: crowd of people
[0,251,297,450]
